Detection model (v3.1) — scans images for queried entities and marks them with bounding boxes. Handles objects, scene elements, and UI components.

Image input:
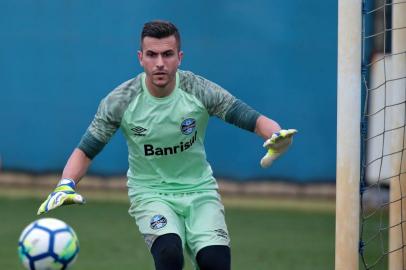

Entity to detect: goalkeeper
[38,20,297,270]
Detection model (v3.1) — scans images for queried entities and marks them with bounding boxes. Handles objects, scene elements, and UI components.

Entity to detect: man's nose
[156,55,164,68]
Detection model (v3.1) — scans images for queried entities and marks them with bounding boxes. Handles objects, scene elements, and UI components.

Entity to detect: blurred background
[0,1,339,270]
[0,0,337,181]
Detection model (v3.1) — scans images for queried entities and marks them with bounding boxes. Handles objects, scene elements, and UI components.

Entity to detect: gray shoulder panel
[81,74,142,153]
[178,70,236,120]
[178,70,260,132]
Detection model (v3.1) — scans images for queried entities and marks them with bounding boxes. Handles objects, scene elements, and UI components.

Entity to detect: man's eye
[146,52,156,57]
[163,52,174,57]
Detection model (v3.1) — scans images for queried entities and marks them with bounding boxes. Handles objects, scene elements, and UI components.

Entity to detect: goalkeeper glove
[260,129,297,168]
[37,178,85,215]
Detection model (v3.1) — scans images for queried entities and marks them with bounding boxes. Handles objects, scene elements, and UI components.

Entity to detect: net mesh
[360,0,406,269]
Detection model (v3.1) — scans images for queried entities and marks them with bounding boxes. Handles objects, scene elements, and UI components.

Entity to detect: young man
[38,20,297,270]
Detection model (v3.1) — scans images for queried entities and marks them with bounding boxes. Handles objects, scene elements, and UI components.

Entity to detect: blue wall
[0,1,337,181]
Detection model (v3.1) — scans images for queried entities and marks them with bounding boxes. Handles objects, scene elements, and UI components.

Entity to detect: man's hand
[260,129,297,168]
[37,178,86,215]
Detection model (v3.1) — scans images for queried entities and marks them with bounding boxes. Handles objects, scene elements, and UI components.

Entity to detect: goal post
[337,1,406,269]
[336,0,362,269]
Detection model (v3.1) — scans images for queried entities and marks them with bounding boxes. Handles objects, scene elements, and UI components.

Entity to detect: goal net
[360,0,406,269]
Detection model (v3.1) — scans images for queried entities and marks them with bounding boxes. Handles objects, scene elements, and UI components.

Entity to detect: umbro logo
[131,126,147,136]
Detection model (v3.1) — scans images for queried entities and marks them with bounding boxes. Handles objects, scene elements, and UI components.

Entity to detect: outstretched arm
[37,81,130,215]
[195,77,297,168]
[37,148,90,215]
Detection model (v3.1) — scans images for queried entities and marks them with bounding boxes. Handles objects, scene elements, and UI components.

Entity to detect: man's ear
[178,50,184,66]
[137,50,143,66]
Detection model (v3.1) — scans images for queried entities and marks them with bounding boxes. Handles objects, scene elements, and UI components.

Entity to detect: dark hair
[141,20,181,51]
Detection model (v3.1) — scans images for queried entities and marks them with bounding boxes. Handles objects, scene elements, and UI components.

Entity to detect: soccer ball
[18,218,79,270]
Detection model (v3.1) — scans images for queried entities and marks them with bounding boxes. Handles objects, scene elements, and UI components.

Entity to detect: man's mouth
[153,71,167,75]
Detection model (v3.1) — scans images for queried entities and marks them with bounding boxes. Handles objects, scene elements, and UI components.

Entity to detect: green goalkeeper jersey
[78,70,260,193]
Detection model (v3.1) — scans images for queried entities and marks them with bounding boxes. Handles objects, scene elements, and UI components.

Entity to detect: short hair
[141,20,181,51]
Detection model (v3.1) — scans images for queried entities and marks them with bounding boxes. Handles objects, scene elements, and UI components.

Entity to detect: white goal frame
[336,1,406,269]
[336,0,362,269]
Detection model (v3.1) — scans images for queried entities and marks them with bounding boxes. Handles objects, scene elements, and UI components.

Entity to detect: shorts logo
[180,118,196,135]
[150,215,167,230]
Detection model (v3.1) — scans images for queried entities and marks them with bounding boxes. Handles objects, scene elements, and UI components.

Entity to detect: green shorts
[128,189,230,258]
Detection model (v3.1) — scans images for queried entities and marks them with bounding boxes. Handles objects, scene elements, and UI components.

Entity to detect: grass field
[0,187,384,270]
[0,187,335,270]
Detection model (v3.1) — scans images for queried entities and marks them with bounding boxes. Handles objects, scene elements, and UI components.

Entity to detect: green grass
[0,191,338,270]
[0,190,389,270]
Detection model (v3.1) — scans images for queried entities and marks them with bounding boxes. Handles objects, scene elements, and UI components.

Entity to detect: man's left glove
[37,178,86,215]
[260,129,298,168]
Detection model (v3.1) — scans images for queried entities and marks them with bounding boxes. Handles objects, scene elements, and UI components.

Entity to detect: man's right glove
[260,129,298,168]
[37,178,86,215]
